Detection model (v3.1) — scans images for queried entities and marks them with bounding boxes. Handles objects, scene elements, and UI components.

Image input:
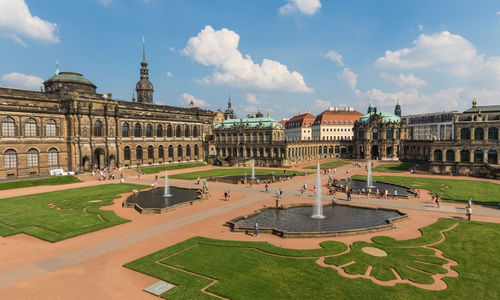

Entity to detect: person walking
[254,222,259,237]
[347,190,351,202]
[227,190,231,201]
[265,184,269,193]
[466,205,472,221]
[224,191,228,201]
[197,177,200,185]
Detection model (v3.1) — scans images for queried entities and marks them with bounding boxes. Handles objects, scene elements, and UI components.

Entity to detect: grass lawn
[304,160,350,170]
[138,162,206,175]
[124,218,500,299]
[371,162,415,173]
[169,168,306,180]
[0,183,147,242]
[352,175,500,205]
[0,175,81,191]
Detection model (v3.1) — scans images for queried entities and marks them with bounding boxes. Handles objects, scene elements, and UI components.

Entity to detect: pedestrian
[300,187,304,196]
[436,196,441,208]
[347,190,351,202]
[279,188,283,196]
[227,191,231,201]
[466,205,472,221]
[224,191,228,201]
[138,172,141,179]
[254,222,259,237]
[468,198,472,207]
[155,174,158,182]
[394,190,398,198]
[331,196,336,205]
[197,177,200,185]
[265,184,269,193]
[334,168,336,174]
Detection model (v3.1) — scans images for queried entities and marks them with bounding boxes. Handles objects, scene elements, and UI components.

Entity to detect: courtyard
[0,160,498,299]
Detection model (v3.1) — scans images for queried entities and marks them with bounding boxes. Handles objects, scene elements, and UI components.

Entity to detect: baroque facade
[0,50,213,178]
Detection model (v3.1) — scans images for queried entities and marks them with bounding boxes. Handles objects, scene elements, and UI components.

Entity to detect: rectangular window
[4,154,16,169]
[27,153,38,167]
[48,152,58,166]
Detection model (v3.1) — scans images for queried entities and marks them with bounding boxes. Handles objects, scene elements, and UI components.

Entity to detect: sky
[1,0,500,120]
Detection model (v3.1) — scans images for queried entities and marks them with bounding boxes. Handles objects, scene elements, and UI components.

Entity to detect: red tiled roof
[285,113,316,128]
[313,109,363,125]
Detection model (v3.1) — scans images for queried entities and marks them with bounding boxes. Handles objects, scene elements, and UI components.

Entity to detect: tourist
[300,187,304,196]
[358,189,361,196]
[155,174,158,182]
[466,205,472,221]
[265,184,269,193]
[304,183,307,190]
[436,195,441,208]
[224,191,228,201]
[227,191,231,201]
[468,198,473,207]
[347,190,351,202]
[197,177,200,185]
[384,189,388,198]
[394,190,398,198]
[132,188,138,195]
[138,172,141,179]
[254,222,259,237]
[279,188,283,196]
[334,168,336,174]
[331,196,336,205]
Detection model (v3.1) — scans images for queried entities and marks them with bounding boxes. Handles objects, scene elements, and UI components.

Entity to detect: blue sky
[1,0,500,120]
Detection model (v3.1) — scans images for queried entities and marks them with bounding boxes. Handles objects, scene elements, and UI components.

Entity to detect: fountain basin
[226,203,408,238]
[124,186,204,214]
[208,174,296,184]
[335,179,414,197]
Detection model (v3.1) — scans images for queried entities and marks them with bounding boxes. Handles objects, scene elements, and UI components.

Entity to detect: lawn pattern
[371,162,415,173]
[138,162,206,175]
[122,218,499,299]
[0,183,147,242]
[0,175,81,191]
[169,168,305,180]
[304,160,350,170]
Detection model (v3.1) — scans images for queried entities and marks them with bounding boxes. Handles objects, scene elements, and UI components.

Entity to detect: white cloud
[496,11,500,16]
[99,0,112,5]
[245,93,261,105]
[0,0,59,45]
[339,67,357,90]
[278,0,322,16]
[179,93,210,108]
[418,24,423,32]
[323,50,344,67]
[312,99,331,111]
[380,73,426,89]
[374,31,500,82]
[183,25,313,93]
[166,71,173,77]
[1,72,43,89]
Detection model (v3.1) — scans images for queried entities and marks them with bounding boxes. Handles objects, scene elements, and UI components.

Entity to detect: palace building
[0,43,213,178]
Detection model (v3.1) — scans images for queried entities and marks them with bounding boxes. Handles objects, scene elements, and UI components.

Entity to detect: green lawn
[0,175,81,191]
[124,218,500,299]
[0,183,147,242]
[371,162,415,173]
[169,168,305,180]
[138,162,206,175]
[352,175,500,205]
[304,160,350,170]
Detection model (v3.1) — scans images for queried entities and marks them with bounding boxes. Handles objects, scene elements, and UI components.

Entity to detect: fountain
[311,163,325,219]
[163,170,172,197]
[251,159,256,180]
[367,159,375,188]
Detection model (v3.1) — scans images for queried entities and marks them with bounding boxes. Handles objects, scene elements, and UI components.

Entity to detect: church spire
[135,36,154,103]
[142,36,146,63]
[55,60,60,75]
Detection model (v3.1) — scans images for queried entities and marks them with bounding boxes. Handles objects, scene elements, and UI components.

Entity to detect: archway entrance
[82,156,90,172]
[94,148,105,170]
[371,145,379,159]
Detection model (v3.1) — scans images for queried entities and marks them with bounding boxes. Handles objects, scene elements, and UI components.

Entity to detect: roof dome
[359,111,401,124]
[44,72,96,94]
[46,72,96,87]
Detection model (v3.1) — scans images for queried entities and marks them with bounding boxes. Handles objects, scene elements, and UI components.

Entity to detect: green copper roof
[46,72,96,87]
[359,111,401,124]
[215,117,281,129]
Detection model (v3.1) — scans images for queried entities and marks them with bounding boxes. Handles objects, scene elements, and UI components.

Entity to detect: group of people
[223,190,231,201]
[92,167,116,181]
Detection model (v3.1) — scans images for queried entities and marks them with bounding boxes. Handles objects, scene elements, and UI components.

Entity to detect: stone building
[311,106,363,141]
[284,112,315,141]
[427,100,499,177]
[0,47,213,178]
[352,102,405,160]
[402,111,459,141]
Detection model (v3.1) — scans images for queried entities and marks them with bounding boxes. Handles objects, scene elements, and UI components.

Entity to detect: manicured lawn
[124,218,500,299]
[371,162,415,173]
[0,175,81,191]
[138,162,206,175]
[304,160,350,170]
[0,183,147,242]
[352,175,500,205]
[169,168,305,180]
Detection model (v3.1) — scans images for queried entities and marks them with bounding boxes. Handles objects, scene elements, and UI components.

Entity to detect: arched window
[396,128,401,139]
[185,125,190,137]
[4,149,17,169]
[446,149,455,162]
[46,119,57,137]
[193,126,199,137]
[474,150,483,163]
[93,120,103,137]
[2,117,15,136]
[136,146,143,160]
[176,125,182,137]
[194,144,199,156]
[385,128,393,140]
[24,118,37,137]
[433,149,442,162]
[488,150,497,164]
[168,145,174,157]
[122,122,129,137]
[167,125,173,137]
[460,128,470,140]
[146,124,153,137]
[474,128,484,140]
[488,128,498,140]
[460,150,470,162]
[156,124,163,137]
[177,145,183,157]
[158,145,164,158]
[124,146,131,160]
[134,123,142,137]
[27,148,39,167]
[48,148,58,166]
[186,145,191,156]
[147,145,154,159]
[259,132,263,142]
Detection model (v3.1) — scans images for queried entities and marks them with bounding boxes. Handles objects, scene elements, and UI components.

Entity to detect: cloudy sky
[1,0,500,119]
